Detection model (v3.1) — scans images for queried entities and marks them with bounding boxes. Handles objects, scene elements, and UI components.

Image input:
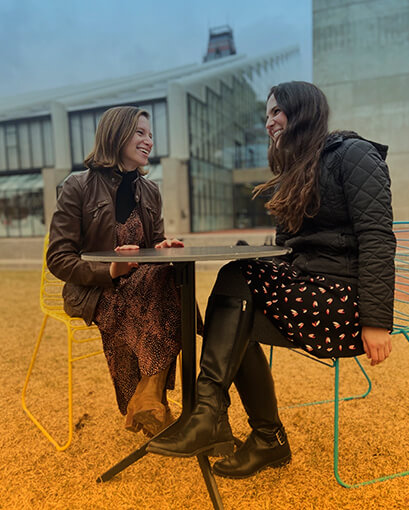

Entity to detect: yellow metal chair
[22,235,182,451]
[21,235,103,451]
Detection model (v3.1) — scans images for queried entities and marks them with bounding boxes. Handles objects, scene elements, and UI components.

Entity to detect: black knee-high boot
[213,342,291,478]
[147,292,254,457]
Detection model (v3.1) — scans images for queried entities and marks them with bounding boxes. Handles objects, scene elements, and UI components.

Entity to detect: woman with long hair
[47,106,183,437]
[147,81,396,478]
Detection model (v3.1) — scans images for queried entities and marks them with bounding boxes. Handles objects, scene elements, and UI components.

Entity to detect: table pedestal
[97,261,225,509]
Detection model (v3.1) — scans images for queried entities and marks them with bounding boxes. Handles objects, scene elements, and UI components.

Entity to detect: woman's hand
[155,238,184,249]
[109,245,140,279]
[361,326,392,366]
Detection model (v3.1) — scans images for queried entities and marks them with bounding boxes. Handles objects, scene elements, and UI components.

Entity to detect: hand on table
[109,245,140,279]
[361,326,392,366]
[155,238,184,249]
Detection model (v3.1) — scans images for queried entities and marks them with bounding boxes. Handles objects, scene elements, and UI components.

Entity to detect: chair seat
[45,308,96,328]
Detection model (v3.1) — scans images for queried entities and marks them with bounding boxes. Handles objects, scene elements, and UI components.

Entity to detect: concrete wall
[160,81,191,235]
[42,102,72,227]
[161,157,190,236]
[313,0,409,220]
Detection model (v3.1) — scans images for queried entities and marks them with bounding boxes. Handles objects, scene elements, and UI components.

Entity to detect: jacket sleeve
[46,176,114,288]
[274,222,293,262]
[341,139,396,329]
[275,222,290,246]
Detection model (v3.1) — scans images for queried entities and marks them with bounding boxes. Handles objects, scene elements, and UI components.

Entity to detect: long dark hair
[254,81,329,233]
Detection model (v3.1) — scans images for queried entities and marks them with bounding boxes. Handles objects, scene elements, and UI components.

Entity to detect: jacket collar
[95,166,142,183]
[323,131,388,161]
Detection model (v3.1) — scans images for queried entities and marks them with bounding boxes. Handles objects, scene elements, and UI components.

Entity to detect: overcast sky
[0,0,312,98]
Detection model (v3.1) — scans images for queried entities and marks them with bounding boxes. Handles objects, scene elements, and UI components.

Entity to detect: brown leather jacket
[47,167,165,325]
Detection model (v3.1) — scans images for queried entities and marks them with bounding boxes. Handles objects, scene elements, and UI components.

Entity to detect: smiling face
[265,94,288,147]
[120,115,153,171]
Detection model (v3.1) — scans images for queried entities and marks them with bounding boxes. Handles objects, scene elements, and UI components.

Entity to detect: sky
[0,0,312,98]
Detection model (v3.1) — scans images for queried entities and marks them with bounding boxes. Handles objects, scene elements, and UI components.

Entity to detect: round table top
[82,244,290,263]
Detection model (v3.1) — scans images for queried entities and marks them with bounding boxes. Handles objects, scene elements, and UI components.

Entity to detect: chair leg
[66,324,75,450]
[22,315,48,413]
[333,358,409,488]
[21,314,74,451]
[346,356,372,400]
[271,351,372,409]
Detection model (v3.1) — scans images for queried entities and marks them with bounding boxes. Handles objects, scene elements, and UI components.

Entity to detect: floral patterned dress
[94,208,181,414]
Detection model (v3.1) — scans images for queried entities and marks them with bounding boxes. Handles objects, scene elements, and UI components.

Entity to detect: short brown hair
[84,106,149,174]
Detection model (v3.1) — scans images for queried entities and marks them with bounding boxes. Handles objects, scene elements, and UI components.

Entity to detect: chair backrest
[39,234,66,315]
[393,222,409,335]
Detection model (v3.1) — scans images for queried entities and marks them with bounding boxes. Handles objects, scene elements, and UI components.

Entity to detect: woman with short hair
[47,106,183,437]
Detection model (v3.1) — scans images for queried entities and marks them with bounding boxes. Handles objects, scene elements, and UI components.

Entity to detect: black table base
[96,261,225,509]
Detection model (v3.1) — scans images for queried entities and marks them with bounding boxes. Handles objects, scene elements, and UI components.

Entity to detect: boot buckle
[276,429,286,446]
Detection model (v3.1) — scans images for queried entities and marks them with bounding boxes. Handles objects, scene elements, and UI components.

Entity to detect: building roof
[203,24,236,62]
[0,46,300,121]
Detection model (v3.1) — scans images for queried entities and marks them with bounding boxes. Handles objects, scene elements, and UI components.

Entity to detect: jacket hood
[323,131,388,161]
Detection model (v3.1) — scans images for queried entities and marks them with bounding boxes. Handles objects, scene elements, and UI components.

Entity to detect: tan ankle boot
[140,397,176,438]
[125,366,170,436]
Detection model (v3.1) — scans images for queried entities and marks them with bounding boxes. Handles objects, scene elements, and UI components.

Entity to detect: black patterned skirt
[241,259,365,358]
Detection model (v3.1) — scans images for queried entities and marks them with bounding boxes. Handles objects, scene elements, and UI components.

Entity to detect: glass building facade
[0,116,53,237]
[0,47,301,237]
[188,77,260,232]
[0,173,45,237]
[0,101,168,237]
[0,116,54,171]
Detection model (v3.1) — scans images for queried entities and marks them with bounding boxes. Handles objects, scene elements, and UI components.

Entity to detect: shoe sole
[147,440,234,458]
[126,410,164,436]
[125,421,142,433]
[213,454,292,479]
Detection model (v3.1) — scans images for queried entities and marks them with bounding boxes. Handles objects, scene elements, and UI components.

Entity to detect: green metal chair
[258,221,409,488]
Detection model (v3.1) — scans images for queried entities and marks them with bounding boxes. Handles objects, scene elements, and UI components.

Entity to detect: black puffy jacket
[275,133,396,330]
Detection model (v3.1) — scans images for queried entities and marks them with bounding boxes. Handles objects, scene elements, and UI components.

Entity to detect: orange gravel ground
[1,269,409,510]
